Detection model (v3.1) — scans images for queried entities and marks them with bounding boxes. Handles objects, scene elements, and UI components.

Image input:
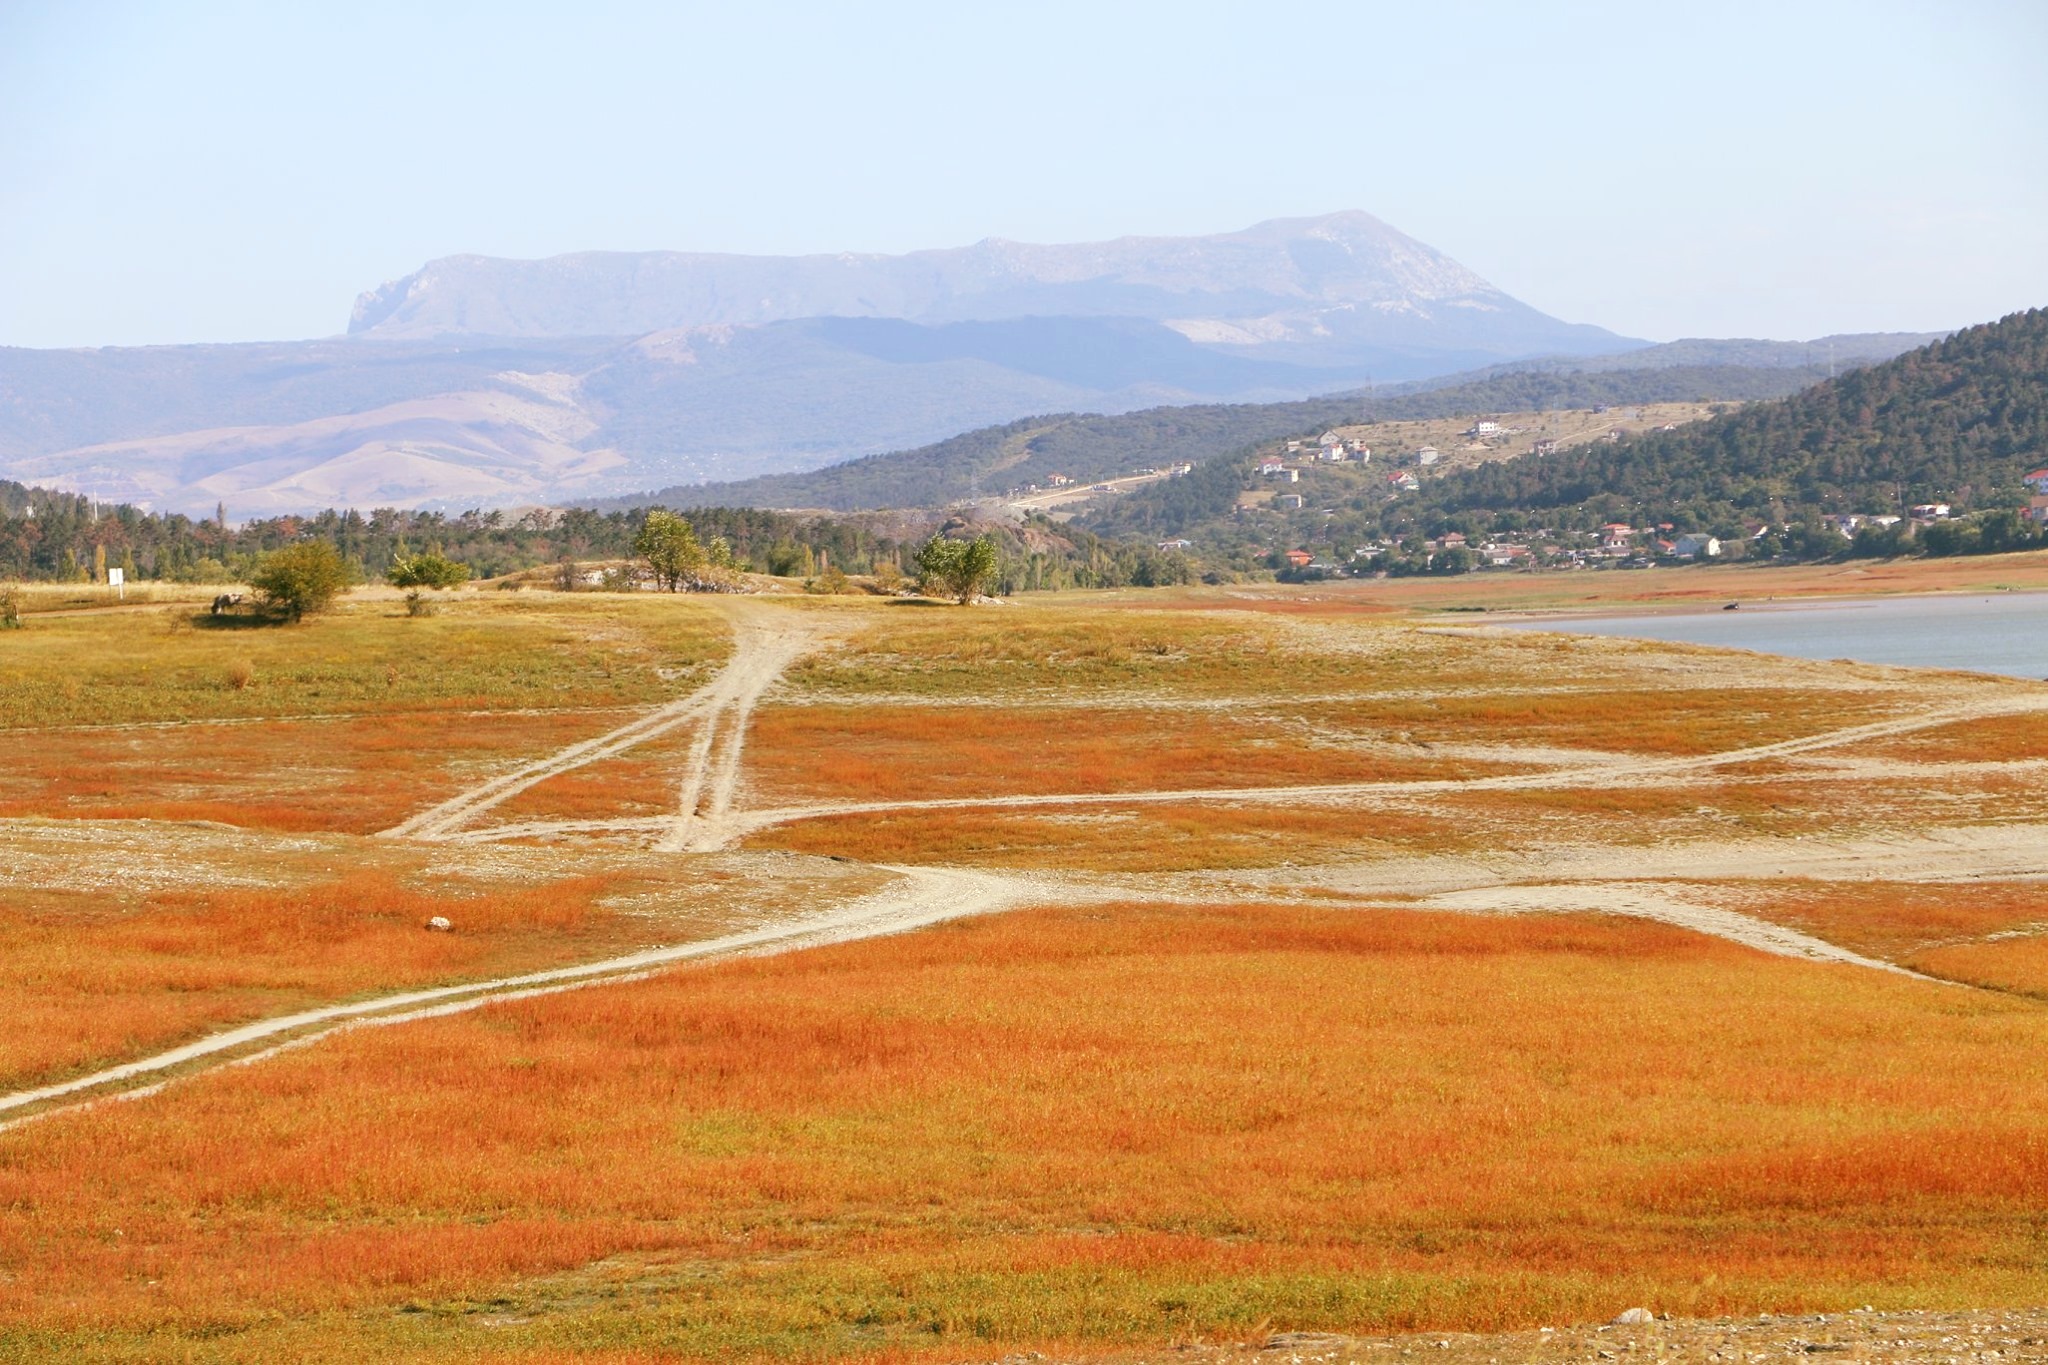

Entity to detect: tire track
[378,690,720,841]
[0,864,1044,1134]
[703,691,2048,840]
[1417,882,1912,972]
[381,603,828,843]
[655,613,824,853]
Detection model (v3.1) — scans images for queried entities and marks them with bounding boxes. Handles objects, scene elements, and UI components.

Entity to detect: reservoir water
[1501,592,2048,680]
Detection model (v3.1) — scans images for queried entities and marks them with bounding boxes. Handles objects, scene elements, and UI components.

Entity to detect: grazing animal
[211,593,243,615]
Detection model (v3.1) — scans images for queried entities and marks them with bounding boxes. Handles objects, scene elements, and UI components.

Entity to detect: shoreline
[1433,583,2048,627]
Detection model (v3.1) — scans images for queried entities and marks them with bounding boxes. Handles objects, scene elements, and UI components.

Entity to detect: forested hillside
[1072,311,2046,572]
[1406,308,2048,530]
[622,364,1834,512]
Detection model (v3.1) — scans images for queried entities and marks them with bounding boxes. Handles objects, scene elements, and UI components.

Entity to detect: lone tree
[914,534,1001,604]
[387,550,470,615]
[249,542,354,622]
[635,510,706,591]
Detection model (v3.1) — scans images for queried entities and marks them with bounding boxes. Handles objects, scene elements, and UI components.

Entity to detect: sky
[2,0,2044,349]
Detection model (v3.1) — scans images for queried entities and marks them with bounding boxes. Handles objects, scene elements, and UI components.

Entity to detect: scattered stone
[425,916,453,932]
[1611,1308,1654,1326]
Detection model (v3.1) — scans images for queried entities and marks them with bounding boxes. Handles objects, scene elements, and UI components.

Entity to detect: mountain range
[0,213,1939,517]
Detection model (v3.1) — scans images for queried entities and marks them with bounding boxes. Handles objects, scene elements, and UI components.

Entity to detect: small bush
[249,542,354,622]
[226,659,256,691]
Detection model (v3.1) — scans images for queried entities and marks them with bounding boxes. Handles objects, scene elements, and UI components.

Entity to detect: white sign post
[107,567,124,600]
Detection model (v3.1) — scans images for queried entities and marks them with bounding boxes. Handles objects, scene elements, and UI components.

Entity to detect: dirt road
[656,609,826,852]
[0,863,1047,1132]
[381,601,831,843]
[690,689,2048,841]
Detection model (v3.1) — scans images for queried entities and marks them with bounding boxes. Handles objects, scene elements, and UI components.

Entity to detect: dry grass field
[1230,546,2048,615]
[2,573,2047,1362]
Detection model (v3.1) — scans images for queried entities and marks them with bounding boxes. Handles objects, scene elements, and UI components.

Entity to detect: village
[1241,431,1997,580]
[1110,406,2048,580]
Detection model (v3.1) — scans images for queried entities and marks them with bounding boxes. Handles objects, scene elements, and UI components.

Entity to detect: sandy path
[656,610,827,853]
[380,602,829,843]
[377,690,721,840]
[696,690,2048,840]
[0,863,1052,1133]
[1417,881,1910,971]
[16,816,2028,1133]
[16,818,1963,1136]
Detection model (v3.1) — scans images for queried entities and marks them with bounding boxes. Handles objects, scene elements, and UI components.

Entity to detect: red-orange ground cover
[747,800,1468,871]
[0,709,637,834]
[742,704,1522,805]
[1429,777,1849,846]
[5,903,2048,1362]
[1738,880,2048,960]
[491,752,681,824]
[1316,687,1885,756]
[1910,933,2048,997]
[0,872,638,1090]
[1864,712,2048,763]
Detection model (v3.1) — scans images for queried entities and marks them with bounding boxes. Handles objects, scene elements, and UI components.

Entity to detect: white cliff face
[346,211,1563,354]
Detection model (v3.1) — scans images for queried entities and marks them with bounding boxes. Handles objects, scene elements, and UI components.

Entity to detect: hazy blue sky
[3,0,2043,349]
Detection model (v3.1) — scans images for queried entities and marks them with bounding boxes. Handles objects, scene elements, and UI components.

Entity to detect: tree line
[0,490,913,586]
[0,483,1201,594]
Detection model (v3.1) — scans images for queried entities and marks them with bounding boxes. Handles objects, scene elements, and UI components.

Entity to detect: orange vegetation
[1316,687,1885,756]
[492,753,680,823]
[1864,712,2048,763]
[0,872,632,1091]
[1739,880,2048,960]
[0,708,638,834]
[743,704,1523,805]
[748,800,1467,871]
[7,903,2048,1361]
[1910,934,2048,998]
[1433,776,1855,845]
